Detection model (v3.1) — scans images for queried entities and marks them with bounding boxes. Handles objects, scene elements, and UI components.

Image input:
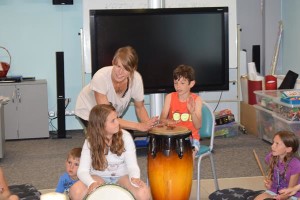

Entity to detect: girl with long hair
[255,131,300,200]
[69,104,150,200]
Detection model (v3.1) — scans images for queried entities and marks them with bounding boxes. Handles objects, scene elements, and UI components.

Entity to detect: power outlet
[49,111,55,117]
[65,98,71,106]
[65,110,75,116]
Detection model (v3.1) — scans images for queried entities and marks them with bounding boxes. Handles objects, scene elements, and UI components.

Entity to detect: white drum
[40,192,67,200]
[84,184,135,200]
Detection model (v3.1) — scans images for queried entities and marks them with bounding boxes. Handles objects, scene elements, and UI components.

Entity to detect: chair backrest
[199,101,215,149]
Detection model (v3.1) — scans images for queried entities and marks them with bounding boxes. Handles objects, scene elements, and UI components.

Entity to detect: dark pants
[76,116,88,128]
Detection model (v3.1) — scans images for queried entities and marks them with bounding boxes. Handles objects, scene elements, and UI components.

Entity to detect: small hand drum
[40,192,68,200]
[84,184,136,200]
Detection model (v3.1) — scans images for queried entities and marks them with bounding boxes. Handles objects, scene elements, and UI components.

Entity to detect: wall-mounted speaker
[53,0,73,5]
[56,52,66,138]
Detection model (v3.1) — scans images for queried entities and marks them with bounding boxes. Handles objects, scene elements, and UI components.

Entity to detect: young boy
[160,64,203,158]
[56,147,82,194]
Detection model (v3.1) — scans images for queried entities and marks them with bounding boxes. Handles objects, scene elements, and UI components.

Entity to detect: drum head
[149,125,190,137]
[40,192,67,200]
[84,184,135,200]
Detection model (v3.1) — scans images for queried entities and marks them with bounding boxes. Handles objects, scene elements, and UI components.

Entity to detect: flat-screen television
[90,7,229,94]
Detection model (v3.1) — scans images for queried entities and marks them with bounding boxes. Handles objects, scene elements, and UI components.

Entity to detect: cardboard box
[240,101,258,136]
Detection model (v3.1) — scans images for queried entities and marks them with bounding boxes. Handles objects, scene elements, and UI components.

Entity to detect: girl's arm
[77,140,96,188]
[279,184,300,197]
[276,173,300,199]
[123,131,140,182]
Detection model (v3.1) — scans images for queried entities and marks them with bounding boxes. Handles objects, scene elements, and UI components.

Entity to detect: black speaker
[53,0,73,5]
[278,70,299,89]
[56,52,66,138]
[252,45,260,74]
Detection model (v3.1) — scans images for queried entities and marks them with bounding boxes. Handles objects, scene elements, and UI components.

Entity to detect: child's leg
[254,191,276,200]
[8,194,19,200]
[190,138,200,160]
[68,181,87,200]
[117,175,151,200]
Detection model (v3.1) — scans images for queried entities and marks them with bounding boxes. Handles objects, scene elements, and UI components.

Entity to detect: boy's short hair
[67,147,82,159]
[173,64,195,83]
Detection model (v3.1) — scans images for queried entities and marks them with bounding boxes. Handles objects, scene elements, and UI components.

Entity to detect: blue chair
[196,101,219,200]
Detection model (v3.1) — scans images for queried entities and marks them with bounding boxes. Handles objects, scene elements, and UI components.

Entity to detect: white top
[75,66,145,120]
[77,130,141,187]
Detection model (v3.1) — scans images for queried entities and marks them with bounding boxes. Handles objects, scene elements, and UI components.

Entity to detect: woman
[75,46,158,131]
[69,104,151,200]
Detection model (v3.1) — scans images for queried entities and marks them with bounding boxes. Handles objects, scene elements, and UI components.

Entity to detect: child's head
[65,147,82,180]
[173,64,195,83]
[88,104,120,136]
[173,64,195,93]
[87,104,124,170]
[272,131,299,159]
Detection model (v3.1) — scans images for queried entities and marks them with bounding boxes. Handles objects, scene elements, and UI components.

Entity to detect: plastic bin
[273,114,300,136]
[253,105,276,143]
[214,122,240,138]
[254,90,300,121]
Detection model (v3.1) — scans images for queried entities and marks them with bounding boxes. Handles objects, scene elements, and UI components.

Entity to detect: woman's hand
[137,116,159,131]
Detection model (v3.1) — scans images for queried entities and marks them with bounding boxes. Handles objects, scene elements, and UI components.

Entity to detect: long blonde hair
[87,104,125,170]
[267,131,299,181]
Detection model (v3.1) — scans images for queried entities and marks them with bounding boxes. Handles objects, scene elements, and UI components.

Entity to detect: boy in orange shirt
[160,64,203,158]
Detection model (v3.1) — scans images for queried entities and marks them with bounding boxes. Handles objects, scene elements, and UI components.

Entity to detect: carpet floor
[0,130,270,190]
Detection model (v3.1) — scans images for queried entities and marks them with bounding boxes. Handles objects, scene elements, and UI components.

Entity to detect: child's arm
[55,175,65,193]
[279,184,300,197]
[187,96,202,129]
[159,94,172,125]
[276,173,300,199]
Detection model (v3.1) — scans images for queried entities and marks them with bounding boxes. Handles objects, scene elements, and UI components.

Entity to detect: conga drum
[148,125,193,200]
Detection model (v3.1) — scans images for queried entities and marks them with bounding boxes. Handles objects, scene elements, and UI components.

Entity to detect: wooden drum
[148,125,193,200]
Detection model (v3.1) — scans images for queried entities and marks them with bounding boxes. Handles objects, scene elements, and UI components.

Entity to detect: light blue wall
[0,0,84,130]
[0,0,151,130]
[282,1,300,75]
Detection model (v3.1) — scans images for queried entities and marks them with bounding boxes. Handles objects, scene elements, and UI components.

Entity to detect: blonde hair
[67,147,82,160]
[112,46,138,76]
[87,104,124,170]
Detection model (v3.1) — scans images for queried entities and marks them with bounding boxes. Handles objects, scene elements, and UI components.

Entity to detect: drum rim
[149,125,191,135]
[148,131,191,138]
[83,183,136,200]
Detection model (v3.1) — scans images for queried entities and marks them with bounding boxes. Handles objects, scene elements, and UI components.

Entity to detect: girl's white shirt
[77,130,140,187]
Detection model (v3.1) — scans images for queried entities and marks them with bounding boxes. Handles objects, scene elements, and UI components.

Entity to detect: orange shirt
[168,92,200,140]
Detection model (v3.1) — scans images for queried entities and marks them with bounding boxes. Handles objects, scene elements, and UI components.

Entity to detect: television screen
[90,7,229,93]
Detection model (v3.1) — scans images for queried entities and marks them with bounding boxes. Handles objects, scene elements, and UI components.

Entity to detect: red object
[265,75,277,90]
[0,46,11,78]
[248,80,262,105]
[0,62,10,77]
